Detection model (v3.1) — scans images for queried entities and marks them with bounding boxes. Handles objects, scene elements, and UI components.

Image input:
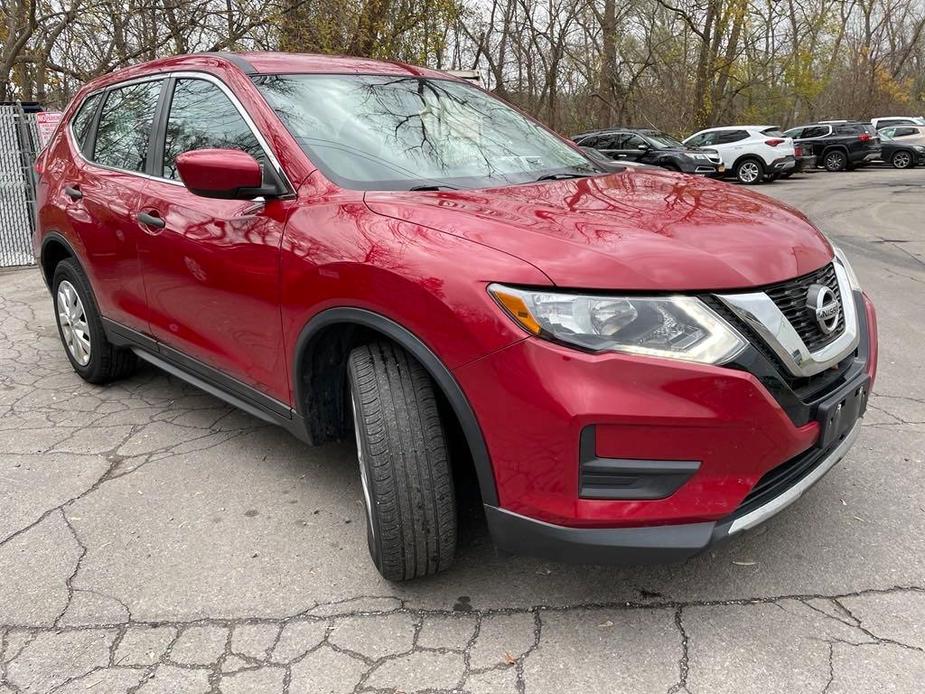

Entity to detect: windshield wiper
[534,171,594,182]
[408,184,459,191]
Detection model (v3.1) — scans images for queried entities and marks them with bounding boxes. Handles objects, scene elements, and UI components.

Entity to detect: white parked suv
[871,116,925,130]
[683,126,796,184]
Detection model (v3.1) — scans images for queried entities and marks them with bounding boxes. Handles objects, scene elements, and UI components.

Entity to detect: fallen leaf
[503,651,517,666]
[597,619,614,628]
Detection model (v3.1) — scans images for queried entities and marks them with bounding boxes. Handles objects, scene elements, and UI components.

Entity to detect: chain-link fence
[0,105,39,267]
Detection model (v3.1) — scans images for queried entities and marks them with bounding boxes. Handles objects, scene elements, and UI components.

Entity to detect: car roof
[572,128,662,139]
[696,125,779,132]
[75,51,454,94]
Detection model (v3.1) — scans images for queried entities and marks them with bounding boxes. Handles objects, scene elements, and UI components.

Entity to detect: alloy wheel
[893,152,912,169]
[825,152,845,171]
[56,280,91,366]
[738,161,760,183]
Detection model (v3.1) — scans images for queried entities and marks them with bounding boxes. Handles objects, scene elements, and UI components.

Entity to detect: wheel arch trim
[293,307,499,506]
[40,231,86,287]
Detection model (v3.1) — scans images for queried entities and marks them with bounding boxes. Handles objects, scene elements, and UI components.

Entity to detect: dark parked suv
[572,128,722,174]
[783,122,881,171]
[36,52,877,581]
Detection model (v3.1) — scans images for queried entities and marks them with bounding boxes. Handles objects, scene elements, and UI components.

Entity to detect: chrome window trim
[68,70,293,194]
[716,260,859,378]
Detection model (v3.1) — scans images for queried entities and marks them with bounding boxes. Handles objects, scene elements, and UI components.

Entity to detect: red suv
[35,53,878,580]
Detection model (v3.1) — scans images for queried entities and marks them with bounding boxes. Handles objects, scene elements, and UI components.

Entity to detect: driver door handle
[137,211,166,230]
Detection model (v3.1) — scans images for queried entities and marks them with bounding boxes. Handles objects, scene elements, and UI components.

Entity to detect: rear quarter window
[69,93,102,154]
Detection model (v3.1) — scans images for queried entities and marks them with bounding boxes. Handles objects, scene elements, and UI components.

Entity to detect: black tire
[52,259,137,384]
[823,149,848,171]
[734,157,765,184]
[891,150,914,169]
[347,341,456,581]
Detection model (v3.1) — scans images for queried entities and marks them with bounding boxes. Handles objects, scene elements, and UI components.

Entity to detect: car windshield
[644,132,685,149]
[254,74,597,190]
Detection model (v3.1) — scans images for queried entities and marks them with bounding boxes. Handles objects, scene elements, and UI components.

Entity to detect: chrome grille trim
[715,261,859,378]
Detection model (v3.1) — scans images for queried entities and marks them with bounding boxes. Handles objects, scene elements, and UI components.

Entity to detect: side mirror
[176,149,280,200]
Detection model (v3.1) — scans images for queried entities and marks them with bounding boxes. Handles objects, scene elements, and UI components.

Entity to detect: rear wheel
[52,259,136,384]
[734,157,764,184]
[347,341,457,581]
[891,150,914,169]
[823,149,848,171]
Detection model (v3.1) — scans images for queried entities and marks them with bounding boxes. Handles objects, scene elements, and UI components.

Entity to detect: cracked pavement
[1,167,924,693]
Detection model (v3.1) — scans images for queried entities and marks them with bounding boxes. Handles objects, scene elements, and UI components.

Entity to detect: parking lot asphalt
[1,166,924,693]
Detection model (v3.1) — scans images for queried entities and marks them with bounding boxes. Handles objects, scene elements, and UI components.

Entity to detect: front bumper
[485,422,860,563]
[456,290,877,564]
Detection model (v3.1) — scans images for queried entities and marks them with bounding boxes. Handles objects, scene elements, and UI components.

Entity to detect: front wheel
[823,150,848,171]
[892,150,914,169]
[347,341,457,581]
[734,158,765,184]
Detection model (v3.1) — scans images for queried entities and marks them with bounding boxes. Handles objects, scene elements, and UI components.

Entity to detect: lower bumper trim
[724,421,859,534]
[486,420,862,565]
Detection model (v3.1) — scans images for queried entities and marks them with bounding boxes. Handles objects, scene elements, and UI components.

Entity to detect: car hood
[363,168,833,291]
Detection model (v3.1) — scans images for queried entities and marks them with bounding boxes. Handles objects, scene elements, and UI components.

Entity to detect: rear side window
[893,127,917,137]
[161,78,265,180]
[70,93,102,153]
[783,127,802,138]
[761,128,785,137]
[802,126,830,138]
[93,80,163,172]
[835,124,869,135]
[595,134,623,150]
[715,130,748,144]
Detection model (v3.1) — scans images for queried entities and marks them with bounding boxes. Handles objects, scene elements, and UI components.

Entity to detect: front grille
[764,263,844,351]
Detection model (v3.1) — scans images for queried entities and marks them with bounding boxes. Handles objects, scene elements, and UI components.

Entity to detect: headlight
[488,285,747,364]
[690,153,709,161]
[914,145,925,152]
[833,245,861,290]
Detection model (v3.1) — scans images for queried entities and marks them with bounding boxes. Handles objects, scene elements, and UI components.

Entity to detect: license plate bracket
[816,375,870,448]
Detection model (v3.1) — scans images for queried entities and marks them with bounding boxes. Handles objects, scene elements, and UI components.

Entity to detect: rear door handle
[64,185,82,200]
[137,211,166,230]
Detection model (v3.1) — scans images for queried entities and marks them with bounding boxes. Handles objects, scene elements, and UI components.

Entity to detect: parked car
[683,125,796,184]
[877,131,925,169]
[35,52,877,580]
[781,142,817,178]
[783,122,881,171]
[876,124,925,147]
[571,128,723,174]
[871,116,925,130]
[579,145,658,171]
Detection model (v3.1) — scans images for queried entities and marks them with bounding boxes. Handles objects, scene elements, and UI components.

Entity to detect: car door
[57,79,165,334]
[586,133,625,160]
[689,131,731,166]
[617,133,652,162]
[134,75,294,403]
[797,125,831,158]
